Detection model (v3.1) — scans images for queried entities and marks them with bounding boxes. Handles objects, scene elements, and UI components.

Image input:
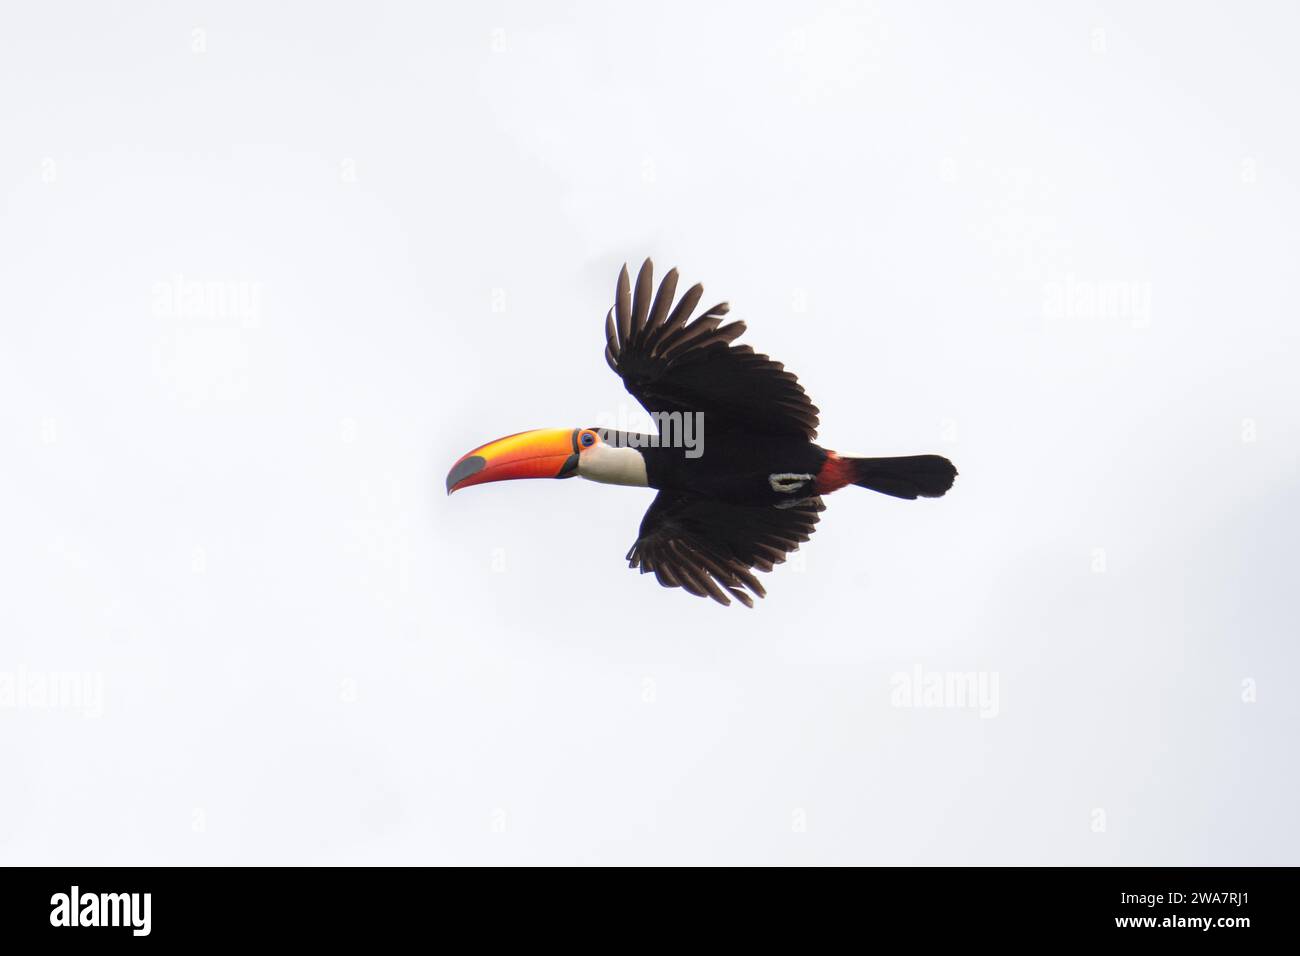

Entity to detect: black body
[598,428,827,504]
[597,259,954,607]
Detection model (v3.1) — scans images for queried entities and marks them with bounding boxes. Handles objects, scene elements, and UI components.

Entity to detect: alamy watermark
[152,274,263,327]
[0,668,103,717]
[593,409,705,458]
[890,666,999,718]
[50,886,150,936]
[1043,275,1152,328]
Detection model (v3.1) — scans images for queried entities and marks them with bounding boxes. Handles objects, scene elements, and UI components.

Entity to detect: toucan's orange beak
[446,428,580,494]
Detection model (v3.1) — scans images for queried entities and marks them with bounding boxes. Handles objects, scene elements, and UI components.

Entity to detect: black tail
[847,455,957,500]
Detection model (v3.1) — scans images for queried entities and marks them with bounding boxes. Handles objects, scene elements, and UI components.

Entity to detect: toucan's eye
[579,431,597,448]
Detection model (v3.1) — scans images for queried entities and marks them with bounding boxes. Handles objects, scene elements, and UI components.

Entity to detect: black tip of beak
[446,455,486,494]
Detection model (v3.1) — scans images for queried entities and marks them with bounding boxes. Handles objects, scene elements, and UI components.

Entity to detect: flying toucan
[447,260,957,607]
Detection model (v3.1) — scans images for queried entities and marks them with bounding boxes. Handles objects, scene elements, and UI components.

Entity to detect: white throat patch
[578,443,649,487]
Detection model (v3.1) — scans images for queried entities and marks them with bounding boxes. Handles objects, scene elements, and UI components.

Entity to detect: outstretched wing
[604,259,820,439]
[626,491,825,607]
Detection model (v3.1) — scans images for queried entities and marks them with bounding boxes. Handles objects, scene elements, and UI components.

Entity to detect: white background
[2,1,1296,865]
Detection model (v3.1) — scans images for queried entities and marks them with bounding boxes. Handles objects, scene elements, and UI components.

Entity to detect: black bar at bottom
[0,866,1288,943]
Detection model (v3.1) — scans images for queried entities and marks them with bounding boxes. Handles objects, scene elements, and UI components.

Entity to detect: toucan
[447,260,957,607]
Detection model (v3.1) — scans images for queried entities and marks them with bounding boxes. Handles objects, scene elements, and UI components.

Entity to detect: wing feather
[604,260,820,439]
[615,264,632,349]
[627,491,824,606]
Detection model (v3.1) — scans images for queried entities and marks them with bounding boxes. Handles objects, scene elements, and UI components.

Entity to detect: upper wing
[626,490,825,607]
[604,259,820,439]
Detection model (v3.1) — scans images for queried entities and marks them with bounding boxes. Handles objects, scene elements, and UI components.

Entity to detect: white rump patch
[769,472,813,493]
[775,496,816,510]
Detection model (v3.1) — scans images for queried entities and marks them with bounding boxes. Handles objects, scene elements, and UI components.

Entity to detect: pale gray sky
[1,1,1296,864]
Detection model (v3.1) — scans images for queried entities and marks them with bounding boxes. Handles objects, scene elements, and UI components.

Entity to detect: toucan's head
[446,427,649,494]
